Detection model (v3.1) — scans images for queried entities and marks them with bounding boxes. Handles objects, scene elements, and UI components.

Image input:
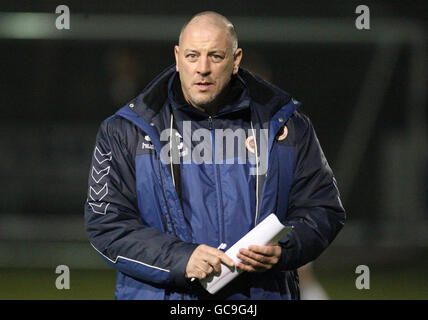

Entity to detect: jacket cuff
[168,242,200,287]
[276,235,301,271]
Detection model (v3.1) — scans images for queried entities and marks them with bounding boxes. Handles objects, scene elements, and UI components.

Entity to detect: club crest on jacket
[276,125,288,141]
[245,135,256,153]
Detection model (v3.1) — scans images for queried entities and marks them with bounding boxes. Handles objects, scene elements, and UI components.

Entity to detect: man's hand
[236,244,282,272]
[185,244,236,280]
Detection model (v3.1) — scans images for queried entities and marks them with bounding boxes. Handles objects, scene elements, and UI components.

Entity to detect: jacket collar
[125,64,298,131]
[167,70,251,119]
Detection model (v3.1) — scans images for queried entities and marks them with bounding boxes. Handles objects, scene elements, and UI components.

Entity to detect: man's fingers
[204,255,221,273]
[248,245,277,256]
[237,251,271,269]
[200,263,214,275]
[187,269,205,279]
[218,251,235,268]
[197,264,213,279]
[187,244,280,278]
[204,246,235,268]
[236,245,282,272]
[189,264,213,280]
[239,248,273,264]
[195,270,207,280]
[186,244,236,279]
[236,262,256,272]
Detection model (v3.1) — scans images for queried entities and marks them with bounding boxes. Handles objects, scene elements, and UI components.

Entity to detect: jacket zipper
[157,146,184,300]
[209,116,225,246]
[208,116,213,130]
[156,153,177,237]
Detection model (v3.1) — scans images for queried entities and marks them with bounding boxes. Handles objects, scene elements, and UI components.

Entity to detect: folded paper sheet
[200,213,293,294]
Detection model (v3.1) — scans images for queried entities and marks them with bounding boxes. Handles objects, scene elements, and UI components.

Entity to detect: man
[85,11,345,300]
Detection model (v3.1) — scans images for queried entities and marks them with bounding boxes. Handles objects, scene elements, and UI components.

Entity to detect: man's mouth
[194,82,213,90]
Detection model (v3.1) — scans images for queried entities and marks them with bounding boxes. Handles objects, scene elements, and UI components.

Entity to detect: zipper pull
[208,116,213,130]
[217,243,227,251]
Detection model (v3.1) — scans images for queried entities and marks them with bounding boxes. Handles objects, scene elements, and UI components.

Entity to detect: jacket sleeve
[277,112,346,270]
[84,116,198,287]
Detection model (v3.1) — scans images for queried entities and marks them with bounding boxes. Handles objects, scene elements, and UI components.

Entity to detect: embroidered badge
[276,125,288,141]
[245,135,256,154]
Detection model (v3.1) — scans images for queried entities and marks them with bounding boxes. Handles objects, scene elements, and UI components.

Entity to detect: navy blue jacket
[84,65,345,300]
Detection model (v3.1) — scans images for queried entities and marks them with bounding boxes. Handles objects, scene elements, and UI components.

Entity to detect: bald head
[179,11,238,52]
[174,11,243,113]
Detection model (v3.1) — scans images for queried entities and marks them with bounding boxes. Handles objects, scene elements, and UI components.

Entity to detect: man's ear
[232,48,243,75]
[174,45,179,72]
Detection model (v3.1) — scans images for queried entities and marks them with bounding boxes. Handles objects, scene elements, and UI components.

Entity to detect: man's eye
[212,55,223,61]
[186,54,197,60]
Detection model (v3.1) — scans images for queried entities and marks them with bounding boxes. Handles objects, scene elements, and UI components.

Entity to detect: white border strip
[90,242,170,273]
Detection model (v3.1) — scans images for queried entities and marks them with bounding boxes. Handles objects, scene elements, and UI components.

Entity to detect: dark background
[0,1,427,299]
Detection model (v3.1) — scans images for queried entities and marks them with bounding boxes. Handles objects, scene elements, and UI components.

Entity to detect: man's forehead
[180,19,232,50]
[185,14,229,34]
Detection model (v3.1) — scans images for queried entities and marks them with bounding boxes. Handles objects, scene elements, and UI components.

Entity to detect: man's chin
[189,97,216,110]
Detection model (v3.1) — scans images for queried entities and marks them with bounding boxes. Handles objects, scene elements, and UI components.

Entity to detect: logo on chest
[276,125,288,141]
[137,135,155,155]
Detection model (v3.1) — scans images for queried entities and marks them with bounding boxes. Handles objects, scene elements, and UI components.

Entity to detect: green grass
[316,266,428,300]
[0,268,115,300]
[0,267,426,300]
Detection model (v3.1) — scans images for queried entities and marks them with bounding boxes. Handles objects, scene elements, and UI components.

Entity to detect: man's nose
[196,56,211,76]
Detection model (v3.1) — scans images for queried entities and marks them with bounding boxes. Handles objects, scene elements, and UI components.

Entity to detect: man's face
[174,21,242,110]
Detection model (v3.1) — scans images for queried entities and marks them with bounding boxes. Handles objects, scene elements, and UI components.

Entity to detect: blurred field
[317,267,428,300]
[0,268,116,300]
[0,265,426,300]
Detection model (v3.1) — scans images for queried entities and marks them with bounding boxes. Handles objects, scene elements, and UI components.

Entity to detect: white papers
[200,213,293,294]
